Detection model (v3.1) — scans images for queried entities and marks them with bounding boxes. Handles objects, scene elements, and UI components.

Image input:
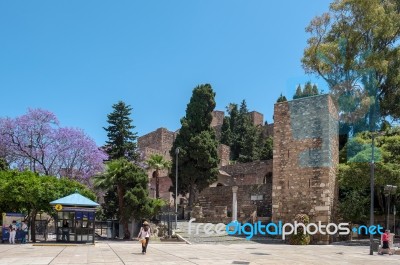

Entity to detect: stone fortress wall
[138,95,339,244]
[272,94,338,243]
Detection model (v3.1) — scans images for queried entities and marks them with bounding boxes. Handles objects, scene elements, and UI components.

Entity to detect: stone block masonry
[272,94,339,244]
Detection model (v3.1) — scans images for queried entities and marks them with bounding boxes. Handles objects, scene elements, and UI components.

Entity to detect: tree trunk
[117,184,130,239]
[155,170,160,199]
[188,184,195,209]
[30,210,37,243]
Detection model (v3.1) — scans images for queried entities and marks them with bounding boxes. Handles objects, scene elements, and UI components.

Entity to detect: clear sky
[0,0,332,146]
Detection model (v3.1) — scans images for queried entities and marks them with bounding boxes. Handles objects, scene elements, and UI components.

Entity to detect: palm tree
[94,159,133,239]
[146,154,171,198]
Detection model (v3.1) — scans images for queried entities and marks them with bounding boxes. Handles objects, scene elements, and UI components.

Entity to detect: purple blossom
[0,109,107,184]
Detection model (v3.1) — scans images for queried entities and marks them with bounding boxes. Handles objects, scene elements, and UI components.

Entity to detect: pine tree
[104,101,138,160]
[312,84,319,96]
[303,82,313,97]
[170,84,219,207]
[260,137,273,160]
[293,84,303,99]
[220,116,232,146]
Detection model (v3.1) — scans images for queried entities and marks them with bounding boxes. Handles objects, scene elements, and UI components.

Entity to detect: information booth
[50,192,99,244]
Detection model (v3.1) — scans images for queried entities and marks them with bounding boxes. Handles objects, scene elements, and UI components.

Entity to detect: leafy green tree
[302,0,400,132]
[260,137,273,160]
[0,170,95,242]
[293,85,303,99]
[338,129,400,223]
[104,101,138,160]
[170,84,219,207]
[95,158,162,239]
[277,93,287,102]
[146,154,171,198]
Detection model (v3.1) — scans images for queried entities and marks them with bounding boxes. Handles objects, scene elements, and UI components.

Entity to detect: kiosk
[50,192,99,244]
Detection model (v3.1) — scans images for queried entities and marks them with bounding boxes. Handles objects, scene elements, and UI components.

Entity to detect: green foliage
[292,83,320,100]
[289,214,310,245]
[146,154,171,198]
[338,128,400,223]
[220,116,232,146]
[0,169,95,241]
[170,84,219,207]
[104,101,138,160]
[302,0,400,130]
[293,85,303,99]
[220,100,271,162]
[260,137,273,160]
[276,93,287,102]
[0,157,8,171]
[303,82,313,97]
[95,158,163,238]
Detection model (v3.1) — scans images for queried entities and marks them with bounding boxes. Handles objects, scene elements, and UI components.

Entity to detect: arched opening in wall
[216,183,224,187]
[263,172,272,184]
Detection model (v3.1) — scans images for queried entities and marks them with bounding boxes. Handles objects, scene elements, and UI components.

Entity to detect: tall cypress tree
[293,84,303,99]
[170,84,219,207]
[104,101,138,161]
[311,84,319,96]
[303,82,313,97]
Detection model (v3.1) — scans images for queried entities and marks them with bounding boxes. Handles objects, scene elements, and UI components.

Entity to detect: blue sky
[0,0,332,145]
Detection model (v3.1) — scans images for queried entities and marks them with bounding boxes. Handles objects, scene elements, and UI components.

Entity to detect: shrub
[289,214,311,245]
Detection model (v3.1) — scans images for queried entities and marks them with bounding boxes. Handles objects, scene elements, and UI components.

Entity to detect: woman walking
[137,221,151,254]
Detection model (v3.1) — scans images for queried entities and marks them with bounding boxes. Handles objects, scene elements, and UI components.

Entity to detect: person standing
[62,220,70,242]
[379,229,392,255]
[9,221,17,244]
[21,221,28,244]
[137,221,151,254]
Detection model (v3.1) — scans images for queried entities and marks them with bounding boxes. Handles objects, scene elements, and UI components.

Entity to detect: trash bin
[107,220,112,239]
[372,239,380,252]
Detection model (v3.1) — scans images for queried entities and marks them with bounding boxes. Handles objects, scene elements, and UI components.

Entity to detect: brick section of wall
[218,144,230,167]
[272,94,338,244]
[138,127,176,160]
[221,160,273,185]
[248,111,264,126]
[262,123,274,138]
[211,110,225,127]
[197,181,272,220]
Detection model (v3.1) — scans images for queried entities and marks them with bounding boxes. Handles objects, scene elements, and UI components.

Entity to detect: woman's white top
[138,227,151,238]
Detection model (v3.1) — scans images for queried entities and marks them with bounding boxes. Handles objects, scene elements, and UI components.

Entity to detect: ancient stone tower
[272,94,339,243]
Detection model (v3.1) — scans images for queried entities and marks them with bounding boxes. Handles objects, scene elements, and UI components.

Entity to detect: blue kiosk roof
[50,192,99,207]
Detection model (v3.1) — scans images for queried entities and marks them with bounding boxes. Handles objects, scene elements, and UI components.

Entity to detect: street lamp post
[369,133,375,255]
[394,205,397,234]
[175,147,179,230]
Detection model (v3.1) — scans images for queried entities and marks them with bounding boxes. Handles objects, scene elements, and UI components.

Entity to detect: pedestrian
[137,221,151,254]
[379,229,392,255]
[21,221,28,244]
[9,220,17,244]
[62,220,70,242]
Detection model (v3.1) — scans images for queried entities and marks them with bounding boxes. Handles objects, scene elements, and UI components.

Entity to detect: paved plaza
[0,241,399,265]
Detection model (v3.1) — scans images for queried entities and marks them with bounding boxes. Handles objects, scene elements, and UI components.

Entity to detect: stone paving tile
[0,241,400,264]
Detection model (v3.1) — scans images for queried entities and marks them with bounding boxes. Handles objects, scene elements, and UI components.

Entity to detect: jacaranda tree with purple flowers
[0,109,107,184]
